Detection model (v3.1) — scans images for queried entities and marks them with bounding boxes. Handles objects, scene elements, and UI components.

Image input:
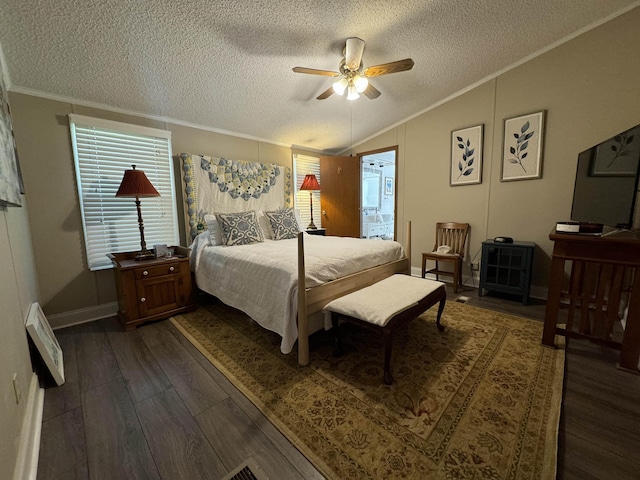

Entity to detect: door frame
[358,146,399,239]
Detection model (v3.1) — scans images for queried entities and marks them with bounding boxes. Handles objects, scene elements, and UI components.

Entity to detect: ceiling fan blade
[363,83,381,99]
[364,58,414,77]
[316,87,335,100]
[345,37,365,71]
[292,67,340,77]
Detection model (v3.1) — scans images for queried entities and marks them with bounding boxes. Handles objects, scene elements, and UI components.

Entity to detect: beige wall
[8,94,307,322]
[355,7,640,292]
[0,203,40,477]
[7,6,640,328]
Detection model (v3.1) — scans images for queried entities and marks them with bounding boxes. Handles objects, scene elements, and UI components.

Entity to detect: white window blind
[69,114,179,271]
[293,153,321,229]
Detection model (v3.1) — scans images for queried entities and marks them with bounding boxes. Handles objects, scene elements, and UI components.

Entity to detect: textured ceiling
[0,0,638,153]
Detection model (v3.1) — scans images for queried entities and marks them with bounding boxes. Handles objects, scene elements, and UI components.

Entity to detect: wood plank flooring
[37,287,640,479]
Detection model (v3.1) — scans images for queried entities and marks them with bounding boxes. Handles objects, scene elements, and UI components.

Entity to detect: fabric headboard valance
[180,153,292,241]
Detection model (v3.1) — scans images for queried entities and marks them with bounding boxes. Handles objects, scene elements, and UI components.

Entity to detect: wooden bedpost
[297,232,310,366]
[406,220,412,275]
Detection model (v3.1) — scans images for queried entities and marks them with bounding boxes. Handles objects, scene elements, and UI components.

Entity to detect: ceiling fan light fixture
[293,38,415,101]
[354,74,369,93]
[332,77,348,95]
[347,84,359,100]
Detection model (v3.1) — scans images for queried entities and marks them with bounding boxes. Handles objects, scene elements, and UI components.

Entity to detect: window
[69,114,179,270]
[293,153,321,229]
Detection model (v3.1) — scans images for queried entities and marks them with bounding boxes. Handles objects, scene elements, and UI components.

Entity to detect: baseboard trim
[48,302,118,330]
[410,266,548,301]
[13,373,44,480]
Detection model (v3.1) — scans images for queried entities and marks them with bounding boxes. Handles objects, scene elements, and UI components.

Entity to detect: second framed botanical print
[502,111,545,181]
[450,124,483,186]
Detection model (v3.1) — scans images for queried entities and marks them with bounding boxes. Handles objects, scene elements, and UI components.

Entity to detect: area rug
[170,301,564,480]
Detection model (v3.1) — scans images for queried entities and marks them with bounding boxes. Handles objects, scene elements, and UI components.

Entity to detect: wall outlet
[12,373,21,404]
[471,261,480,271]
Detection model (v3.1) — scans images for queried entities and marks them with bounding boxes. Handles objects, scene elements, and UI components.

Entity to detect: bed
[180,153,410,365]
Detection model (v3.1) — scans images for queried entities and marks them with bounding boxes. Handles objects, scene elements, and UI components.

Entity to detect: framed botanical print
[450,124,483,186]
[501,111,545,181]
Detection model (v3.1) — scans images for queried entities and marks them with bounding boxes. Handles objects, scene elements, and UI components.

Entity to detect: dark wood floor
[37,285,640,480]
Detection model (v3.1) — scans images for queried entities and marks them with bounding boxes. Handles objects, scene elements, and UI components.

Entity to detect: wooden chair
[421,222,470,293]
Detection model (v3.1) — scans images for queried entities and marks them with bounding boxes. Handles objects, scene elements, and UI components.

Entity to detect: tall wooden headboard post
[406,220,412,274]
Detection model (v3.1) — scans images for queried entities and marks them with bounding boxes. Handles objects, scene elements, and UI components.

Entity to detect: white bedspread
[190,232,405,353]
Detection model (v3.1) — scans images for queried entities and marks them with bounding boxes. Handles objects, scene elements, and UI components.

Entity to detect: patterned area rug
[171,301,564,479]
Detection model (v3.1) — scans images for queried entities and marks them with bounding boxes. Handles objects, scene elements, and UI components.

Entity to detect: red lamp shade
[299,174,321,191]
[115,165,160,198]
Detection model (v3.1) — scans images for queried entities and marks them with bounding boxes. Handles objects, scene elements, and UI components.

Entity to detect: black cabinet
[479,240,535,305]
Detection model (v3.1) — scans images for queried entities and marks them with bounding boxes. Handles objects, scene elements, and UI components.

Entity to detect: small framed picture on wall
[450,124,483,186]
[385,177,393,195]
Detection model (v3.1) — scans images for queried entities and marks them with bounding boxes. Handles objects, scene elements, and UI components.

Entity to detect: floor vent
[455,296,470,303]
[222,459,267,480]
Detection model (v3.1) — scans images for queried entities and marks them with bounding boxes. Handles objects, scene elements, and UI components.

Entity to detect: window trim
[293,153,321,229]
[69,114,179,270]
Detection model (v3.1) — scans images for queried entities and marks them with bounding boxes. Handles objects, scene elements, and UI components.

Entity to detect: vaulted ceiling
[1,0,638,153]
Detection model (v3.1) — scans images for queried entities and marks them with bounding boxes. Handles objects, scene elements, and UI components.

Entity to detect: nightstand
[108,246,195,331]
[479,240,535,305]
[306,228,326,236]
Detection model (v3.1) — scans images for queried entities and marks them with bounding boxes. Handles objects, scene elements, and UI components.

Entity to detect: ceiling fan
[293,37,414,100]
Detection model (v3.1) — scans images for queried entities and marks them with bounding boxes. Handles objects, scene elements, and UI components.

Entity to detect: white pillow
[204,214,223,245]
[257,210,273,240]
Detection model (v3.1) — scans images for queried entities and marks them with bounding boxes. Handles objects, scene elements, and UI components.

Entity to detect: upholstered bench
[322,274,446,385]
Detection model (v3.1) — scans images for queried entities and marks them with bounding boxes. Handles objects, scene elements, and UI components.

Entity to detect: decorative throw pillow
[203,214,223,245]
[215,211,264,246]
[264,208,300,240]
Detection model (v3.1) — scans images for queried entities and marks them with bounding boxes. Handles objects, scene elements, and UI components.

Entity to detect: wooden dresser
[108,247,194,331]
[542,227,640,372]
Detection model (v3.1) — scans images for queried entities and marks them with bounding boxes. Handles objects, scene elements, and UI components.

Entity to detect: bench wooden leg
[435,295,446,332]
[382,329,394,385]
[331,313,343,357]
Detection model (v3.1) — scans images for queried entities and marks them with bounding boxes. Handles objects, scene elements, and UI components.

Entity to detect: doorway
[360,148,397,240]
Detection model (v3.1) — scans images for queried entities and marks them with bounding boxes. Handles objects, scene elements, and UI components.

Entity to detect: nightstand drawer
[134,261,181,279]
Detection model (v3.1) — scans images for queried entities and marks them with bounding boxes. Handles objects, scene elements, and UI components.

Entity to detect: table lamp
[115,165,160,260]
[299,174,321,229]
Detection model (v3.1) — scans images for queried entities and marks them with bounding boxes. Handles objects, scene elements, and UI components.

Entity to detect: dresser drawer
[368,224,386,237]
[134,262,181,279]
